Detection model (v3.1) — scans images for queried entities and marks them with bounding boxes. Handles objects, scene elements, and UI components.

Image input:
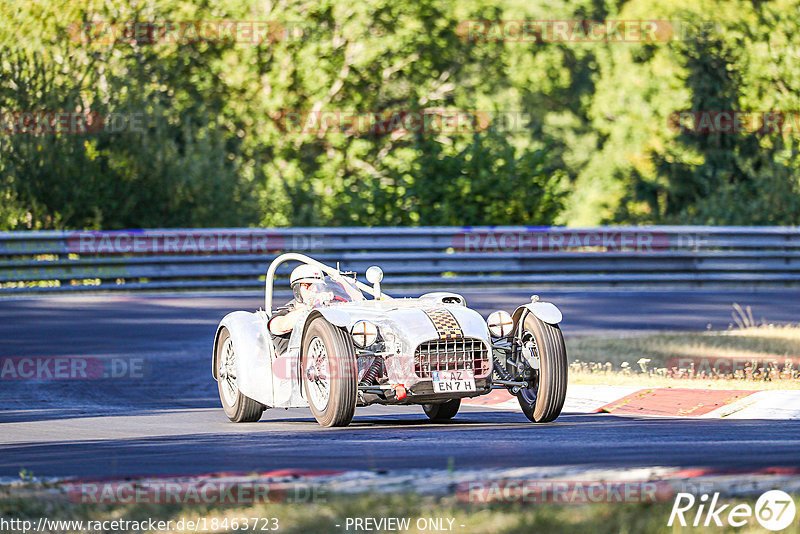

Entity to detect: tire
[422,399,461,421]
[515,313,567,423]
[216,327,265,423]
[301,317,358,427]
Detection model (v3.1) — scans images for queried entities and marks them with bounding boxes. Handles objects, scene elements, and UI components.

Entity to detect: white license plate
[432,369,476,393]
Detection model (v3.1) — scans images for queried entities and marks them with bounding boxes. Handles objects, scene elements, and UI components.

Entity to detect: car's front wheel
[216,327,265,423]
[301,317,358,427]
[515,313,567,423]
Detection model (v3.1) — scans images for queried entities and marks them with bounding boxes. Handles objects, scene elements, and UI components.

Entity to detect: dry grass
[2,485,798,534]
[566,325,800,389]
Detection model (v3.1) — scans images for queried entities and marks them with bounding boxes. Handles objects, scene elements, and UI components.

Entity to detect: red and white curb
[463,385,800,419]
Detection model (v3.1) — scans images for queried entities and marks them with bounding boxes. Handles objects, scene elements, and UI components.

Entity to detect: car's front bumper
[365,376,493,405]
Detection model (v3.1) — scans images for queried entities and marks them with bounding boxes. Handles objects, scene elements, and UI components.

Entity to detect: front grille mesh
[414,337,490,378]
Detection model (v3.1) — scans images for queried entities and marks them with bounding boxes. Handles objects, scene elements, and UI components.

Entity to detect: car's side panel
[216,311,275,407]
[271,347,307,408]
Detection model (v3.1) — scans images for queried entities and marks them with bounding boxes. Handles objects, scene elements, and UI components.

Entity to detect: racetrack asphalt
[2,289,800,479]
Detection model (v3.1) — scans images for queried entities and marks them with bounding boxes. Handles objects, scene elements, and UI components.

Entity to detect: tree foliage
[0,0,797,229]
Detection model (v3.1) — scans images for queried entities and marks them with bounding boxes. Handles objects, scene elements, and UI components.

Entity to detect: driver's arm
[268,304,308,335]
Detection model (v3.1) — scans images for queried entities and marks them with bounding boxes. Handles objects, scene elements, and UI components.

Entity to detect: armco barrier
[1,226,800,293]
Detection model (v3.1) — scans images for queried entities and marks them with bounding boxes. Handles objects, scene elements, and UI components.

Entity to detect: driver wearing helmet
[268,265,326,355]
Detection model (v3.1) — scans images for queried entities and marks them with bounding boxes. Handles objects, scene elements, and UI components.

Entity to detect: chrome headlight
[350,320,378,348]
[487,310,513,338]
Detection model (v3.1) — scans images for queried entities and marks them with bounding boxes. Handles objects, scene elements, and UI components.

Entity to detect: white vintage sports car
[212,253,567,427]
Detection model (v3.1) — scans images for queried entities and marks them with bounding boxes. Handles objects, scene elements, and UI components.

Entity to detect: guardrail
[1,226,800,293]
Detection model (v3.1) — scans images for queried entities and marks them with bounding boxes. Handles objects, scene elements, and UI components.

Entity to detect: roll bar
[264,253,380,315]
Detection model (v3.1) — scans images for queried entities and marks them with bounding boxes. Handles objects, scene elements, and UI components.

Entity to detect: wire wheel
[219,337,239,407]
[301,317,357,427]
[305,336,331,412]
[215,327,265,423]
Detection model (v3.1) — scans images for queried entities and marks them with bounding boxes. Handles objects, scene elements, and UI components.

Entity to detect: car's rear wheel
[515,313,567,423]
[216,327,265,423]
[302,317,357,427]
[422,399,461,421]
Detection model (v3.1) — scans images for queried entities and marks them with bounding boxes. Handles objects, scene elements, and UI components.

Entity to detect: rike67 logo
[669,490,796,531]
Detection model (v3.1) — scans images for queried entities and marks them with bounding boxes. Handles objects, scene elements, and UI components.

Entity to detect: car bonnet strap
[422,308,464,339]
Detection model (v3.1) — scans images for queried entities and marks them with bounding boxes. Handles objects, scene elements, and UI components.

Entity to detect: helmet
[290,265,324,287]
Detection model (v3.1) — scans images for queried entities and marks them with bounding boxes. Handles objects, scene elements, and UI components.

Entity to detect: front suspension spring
[359,358,383,386]
[493,356,511,381]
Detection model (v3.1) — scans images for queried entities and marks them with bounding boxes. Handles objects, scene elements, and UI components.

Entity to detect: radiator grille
[414,337,490,378]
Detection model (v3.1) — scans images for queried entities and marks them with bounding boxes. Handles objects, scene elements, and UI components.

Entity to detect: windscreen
[301,275,365,306]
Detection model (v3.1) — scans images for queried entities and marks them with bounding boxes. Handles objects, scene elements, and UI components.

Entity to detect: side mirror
[365,266,383,299]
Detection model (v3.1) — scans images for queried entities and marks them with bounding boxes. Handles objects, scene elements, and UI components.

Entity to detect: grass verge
[2,487,799,533]
[565,325,800,389]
